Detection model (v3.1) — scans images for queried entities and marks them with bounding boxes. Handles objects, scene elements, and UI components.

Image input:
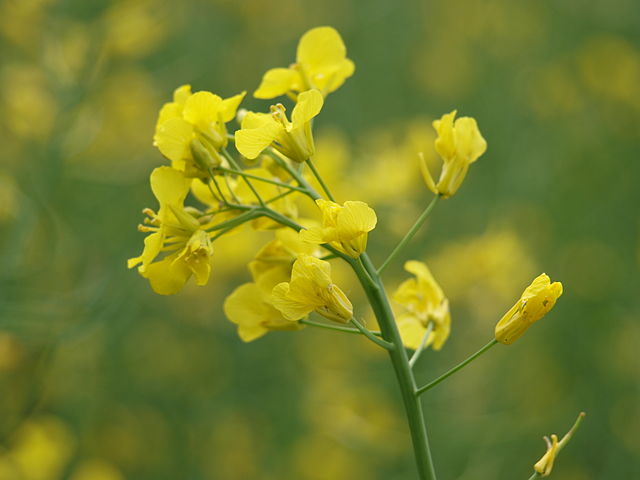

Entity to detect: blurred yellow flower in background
[0,417,74,480]
[254,26,355,99]
[393,261,451,351]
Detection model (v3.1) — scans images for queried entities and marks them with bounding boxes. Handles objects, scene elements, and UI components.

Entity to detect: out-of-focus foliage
[0,0,638,478]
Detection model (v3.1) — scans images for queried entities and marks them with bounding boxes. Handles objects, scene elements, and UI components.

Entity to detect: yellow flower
[224,230,316,341]
[235,89,323,163]
[254,26,355,99]
[299,199,377,257]
[271,255,353,323]
[128,166,214,295]
[224,283,304,342]
[393,261,451,351]
[420,110,487,198]
[495,273,563,344]
[533,434,558,477]
[249,228,319,287]
[153,84,245,175]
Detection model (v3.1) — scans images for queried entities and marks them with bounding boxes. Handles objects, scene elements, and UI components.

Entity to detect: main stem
[270,153,437,478]
[352,253,437,480]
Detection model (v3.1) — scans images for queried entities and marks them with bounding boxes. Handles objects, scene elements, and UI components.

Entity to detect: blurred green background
[0,0,638,478]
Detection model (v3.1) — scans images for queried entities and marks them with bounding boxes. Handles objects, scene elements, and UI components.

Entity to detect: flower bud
[495,273,563,345]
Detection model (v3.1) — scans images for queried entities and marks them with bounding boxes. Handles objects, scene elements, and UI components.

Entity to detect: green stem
[222,148,265,206]
[351,254,438,480]
[269,150,321,201]
[351,318,394,350]
[209,172,229,205]
[217,167,307,193]
[528,473,541,480]
[416,339,498,396]
[265,189,296,205]
[409,321,434,368]
[300,318,382,336]
[306,158,335,201]
[377,195,439,275]
[207,209,258,233]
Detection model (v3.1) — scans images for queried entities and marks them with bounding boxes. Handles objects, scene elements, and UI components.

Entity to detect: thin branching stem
[377,195,439,275]
[300,318,382,336]
[416,339,498,396]
[351,318,394,350]
[306,158,335,201]
[217,167,307,193]
[221,148,265,206]
[409,321,434,368]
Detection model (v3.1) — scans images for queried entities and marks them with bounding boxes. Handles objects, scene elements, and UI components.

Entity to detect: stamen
[138,224,158,232]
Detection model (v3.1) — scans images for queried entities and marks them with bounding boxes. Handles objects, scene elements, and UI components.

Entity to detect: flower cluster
[128,25,562,351]
[126,24,573,479]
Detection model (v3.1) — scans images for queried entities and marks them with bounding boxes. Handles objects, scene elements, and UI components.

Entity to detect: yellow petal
[149,166,191,205]
[220,91,246,123]
[291,89,323,127]
[172,84,192,105]
[396,314,427,350]
[297,26,348,73]
[291,255,332,289]
[433,110,457,160]
[418,152,438,195]
[235,121,282,159]
[183,91,223,130]
[140,254,191,295]
[241,111,273,129]
[154,117,194,163]
[128,231,163,269]
[254,68,299,99]
[336,201,377,238]
[326,58,355,92]
[224,283,270,341]
[271,282,314,320]
[453,116,487,163]
[156,102,182,127]
[404,260,443,299]
[299,226,327,245]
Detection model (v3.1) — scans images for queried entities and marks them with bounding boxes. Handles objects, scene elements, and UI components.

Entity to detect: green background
[0,0,638,478]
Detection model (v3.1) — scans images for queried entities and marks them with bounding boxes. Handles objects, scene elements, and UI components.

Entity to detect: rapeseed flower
[299,199,377,257]
[224,229,316,341]
[128,166,214,295]
[224,283,304,342]
[154,85,245,175]
[495,273,563,344]
[393,261,451,350]
[271,255,353,323]
[254,26,354,99]
[235,89,323,163]
[420,110,487,198]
